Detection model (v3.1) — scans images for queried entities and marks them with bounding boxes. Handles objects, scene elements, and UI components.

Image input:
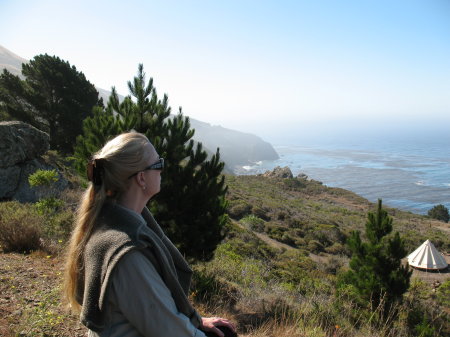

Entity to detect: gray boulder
[0,121,67,202]
[0,121,50,167]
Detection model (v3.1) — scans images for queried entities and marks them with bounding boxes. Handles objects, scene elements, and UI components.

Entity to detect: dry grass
[0,202,43,253]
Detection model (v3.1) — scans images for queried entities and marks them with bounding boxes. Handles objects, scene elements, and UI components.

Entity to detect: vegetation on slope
[0,162,449,336]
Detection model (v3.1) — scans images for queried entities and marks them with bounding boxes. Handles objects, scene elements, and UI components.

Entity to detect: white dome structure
[407,240,448,270]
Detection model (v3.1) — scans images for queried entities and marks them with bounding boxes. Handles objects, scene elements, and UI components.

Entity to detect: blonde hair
[64,132,153,312]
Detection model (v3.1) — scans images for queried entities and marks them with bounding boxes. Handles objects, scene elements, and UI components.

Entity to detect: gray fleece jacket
[77,202,202,333]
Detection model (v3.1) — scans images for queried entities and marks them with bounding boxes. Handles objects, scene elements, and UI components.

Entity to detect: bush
[283,178,305,190]
[228,201,252,219]
[44,210,74,241]
[220,234,275,261]
[0,201,43,253]
[211,242,269,291]
[307,239,324,253]
[241,214,265,232]
[28,169,59,200]
[34,197,64,215]
[428,204,449,223]
[325,242,348,255]
[436,280,450,307]
[277,211,287,221]
[0,200,73,254]
[320,256,345,275]
[286,217,303,228]
[271,251,318,289]
[294,237,307,247]
[28,169,64,215]
[252,206,270,221]
[191,266,239,309]
[280,233,296,247]
[28,169,59,188]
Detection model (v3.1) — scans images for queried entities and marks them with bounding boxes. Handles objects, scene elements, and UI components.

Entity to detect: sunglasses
[128,158,164,178]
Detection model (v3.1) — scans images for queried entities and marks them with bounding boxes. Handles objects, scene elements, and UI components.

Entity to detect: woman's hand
[201,316,236,337]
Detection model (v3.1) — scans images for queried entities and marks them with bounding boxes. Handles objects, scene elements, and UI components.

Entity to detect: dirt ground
[0,252,87,337]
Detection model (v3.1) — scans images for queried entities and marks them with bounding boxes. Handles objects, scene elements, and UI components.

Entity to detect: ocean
[235,131,450,215]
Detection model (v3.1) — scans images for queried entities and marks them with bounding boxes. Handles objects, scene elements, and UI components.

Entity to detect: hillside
[225,173,450,253]
[1,166,449,336]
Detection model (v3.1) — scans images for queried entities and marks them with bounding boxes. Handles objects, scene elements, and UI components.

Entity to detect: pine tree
[0,54,102,154]
[339,199,411,314]
[74,64,227,261]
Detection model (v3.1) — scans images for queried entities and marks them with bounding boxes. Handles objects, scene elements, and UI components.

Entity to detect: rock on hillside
[0,121,67,202]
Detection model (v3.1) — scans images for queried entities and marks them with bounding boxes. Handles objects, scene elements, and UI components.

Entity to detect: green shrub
[28,169,59,188]
[325,242,348,255]
[427,204,449,223]
[252,206,270,220]
[211,242,269,291]
[271,251,320,292]
[0,201,43,253]
[265,223,288,241]
[277,211,287,221]
[321,256,344,275]
[307,239,324,253]
[228,201,252,219]
[294,237,307,247]
[280,232,296,247]
[412,315,436,337]
[44,210,74,241]
[29,169,63,216]
[241,214,265,232]
[34,197,64,215]
[219,234,275,261]
[28,169,59,201]
[191,267,239,309]
[286,217,303,228]
[436,280,450,307]
[283,178,305,190]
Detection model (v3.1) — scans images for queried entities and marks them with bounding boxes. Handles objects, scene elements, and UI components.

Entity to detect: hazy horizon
[1,0,449,143]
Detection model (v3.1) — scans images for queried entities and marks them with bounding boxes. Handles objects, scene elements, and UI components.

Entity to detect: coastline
[233,143,450,215]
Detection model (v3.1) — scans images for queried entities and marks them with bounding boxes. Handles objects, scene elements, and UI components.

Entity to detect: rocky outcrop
[0,121,67,202]
[263,166,293,179]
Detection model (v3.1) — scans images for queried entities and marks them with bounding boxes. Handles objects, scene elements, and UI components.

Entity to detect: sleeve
[109,249,206,337]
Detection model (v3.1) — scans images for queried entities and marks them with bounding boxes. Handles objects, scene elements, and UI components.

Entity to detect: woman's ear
[134,171,146,189]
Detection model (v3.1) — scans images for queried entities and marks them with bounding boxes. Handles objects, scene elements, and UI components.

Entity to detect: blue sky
[1,0,449,143]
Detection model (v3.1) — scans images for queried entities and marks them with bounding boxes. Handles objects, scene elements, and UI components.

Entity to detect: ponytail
[64,184,107,312]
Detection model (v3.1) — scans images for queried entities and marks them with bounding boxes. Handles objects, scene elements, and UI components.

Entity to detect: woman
[64,132,236,337]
